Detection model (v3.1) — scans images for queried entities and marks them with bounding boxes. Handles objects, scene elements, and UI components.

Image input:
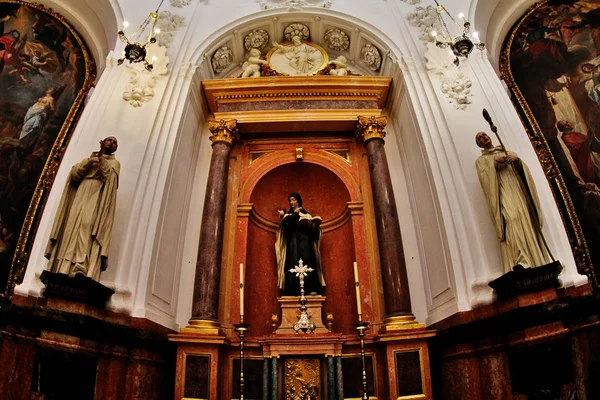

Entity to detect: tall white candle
[353,261,362,317]
[240,263,245,318]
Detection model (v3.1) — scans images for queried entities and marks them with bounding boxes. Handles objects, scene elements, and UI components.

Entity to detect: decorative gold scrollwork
[208,119,239,146]
[356,115,387,145]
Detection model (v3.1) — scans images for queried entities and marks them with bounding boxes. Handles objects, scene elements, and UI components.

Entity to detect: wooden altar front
[169,76,435,400]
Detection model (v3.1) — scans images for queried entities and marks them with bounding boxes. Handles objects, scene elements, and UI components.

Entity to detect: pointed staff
[480,108,555,262]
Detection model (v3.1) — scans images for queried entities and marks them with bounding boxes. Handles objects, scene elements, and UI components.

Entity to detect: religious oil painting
[0,0,94,300]
[502,0,600,284]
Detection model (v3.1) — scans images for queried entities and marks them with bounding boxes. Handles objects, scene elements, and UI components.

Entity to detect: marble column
[356,116,420,329]
[187,119,237,333]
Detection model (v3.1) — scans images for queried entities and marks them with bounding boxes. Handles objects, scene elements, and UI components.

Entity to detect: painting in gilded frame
[0,0,95,300]
[501,0,600,284]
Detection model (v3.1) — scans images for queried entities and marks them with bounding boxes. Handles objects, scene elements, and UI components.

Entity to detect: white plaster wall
[16,0,590,330]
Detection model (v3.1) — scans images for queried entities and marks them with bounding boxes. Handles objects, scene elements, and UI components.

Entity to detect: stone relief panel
[284,23,310,41]
[169,0,192,7]
[324,28,349,52]
[256,0,332,9]
[212,46,234,73]
[244,29,270,51]
[156,11,186,48]
[123,44,170,107]
[406,5,442,43]
[361,43,381,71]
[424,42,472,110]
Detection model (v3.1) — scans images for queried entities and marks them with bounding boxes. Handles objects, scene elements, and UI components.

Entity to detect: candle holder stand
[354,320,370,400]
[234,320,249,400]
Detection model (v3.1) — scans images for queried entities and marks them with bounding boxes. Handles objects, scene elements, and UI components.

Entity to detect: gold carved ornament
[208,119,239,146]
[356,115,388,145]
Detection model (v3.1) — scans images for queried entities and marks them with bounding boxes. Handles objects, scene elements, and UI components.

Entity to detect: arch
[472,0,538,68]
[185,7,408,78]
[42,0,121,72]
[239,148,362,204]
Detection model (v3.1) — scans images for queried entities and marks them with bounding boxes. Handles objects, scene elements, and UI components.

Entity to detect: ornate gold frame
[499,0,597,286]
[0,0,97,301]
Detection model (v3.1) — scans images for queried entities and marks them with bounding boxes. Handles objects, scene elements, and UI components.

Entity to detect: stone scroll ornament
[244,29,270,51]
[324,28,349,52]
[123,44,170,107]
[424,42,472,109]
[256,0,333,9]
[361,43,382,71]
[212,46,233,74]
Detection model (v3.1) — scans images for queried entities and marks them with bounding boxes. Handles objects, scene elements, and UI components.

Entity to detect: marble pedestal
[275,295,328,334]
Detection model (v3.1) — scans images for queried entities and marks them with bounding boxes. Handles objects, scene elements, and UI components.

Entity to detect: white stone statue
[242,48,267,78]
[271,36,324,76]
[45,137,120,281]
[475,132,551,273]
[329,55,349,76]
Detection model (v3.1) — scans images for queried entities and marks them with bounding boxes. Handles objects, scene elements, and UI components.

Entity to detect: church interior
[1,0,600,399]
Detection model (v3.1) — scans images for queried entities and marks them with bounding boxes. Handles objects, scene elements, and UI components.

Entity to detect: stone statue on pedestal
[45,137,120,281]
[275,192,325,295]
[475,132,551,272]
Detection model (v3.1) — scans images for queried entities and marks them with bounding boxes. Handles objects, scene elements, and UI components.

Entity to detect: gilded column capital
[355,115,387,145]
[208,118,239,146]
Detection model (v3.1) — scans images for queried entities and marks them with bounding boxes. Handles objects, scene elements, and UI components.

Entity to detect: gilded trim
[2,0,97,301]
[392,347,426,400]
[499,0,597,286]
[181,352,212,400]
[248,203,352,233]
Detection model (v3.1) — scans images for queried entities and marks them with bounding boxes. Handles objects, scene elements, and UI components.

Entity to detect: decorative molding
[169,0,192,7]
[424,42,472,110]
[244,29,270,51]
[123,44,170,108]
[284,23,310,41]
[323,28,349,52]
[356,115,387,144]
[208,119,239,145]
[211,46,233,74]
[406,5,442,44]
[156,11,186,48]
[256,0,332,10]
[361,43,381,71]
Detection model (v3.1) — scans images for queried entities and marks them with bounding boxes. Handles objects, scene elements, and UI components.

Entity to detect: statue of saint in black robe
[275,192,325,295]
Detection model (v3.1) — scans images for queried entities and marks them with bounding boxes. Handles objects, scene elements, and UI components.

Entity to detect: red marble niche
[245,162,358,335]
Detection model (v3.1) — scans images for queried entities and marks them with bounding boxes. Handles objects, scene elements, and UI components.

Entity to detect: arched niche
[38,0,121,73]
[472,0,538,68]
[243,160,358,335]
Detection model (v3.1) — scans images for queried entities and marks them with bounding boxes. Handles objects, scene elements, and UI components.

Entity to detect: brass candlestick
[289,259,316,334]
[234,319,249,400]
[354,320,370,400]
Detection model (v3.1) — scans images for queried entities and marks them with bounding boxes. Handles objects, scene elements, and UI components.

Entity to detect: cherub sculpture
[242,48,267,78]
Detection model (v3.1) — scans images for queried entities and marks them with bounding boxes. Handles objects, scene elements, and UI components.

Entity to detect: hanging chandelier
[117,0,164,71]
[430,0,485,66]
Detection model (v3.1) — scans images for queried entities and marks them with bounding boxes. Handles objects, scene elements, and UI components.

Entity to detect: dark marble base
[40,270,114,308]
[488,261,562,300]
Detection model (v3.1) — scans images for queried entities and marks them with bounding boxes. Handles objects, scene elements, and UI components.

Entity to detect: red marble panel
[478,350,512,400]
[245,221,280,336]
[95,357,127,400]
[249,162,349,220]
